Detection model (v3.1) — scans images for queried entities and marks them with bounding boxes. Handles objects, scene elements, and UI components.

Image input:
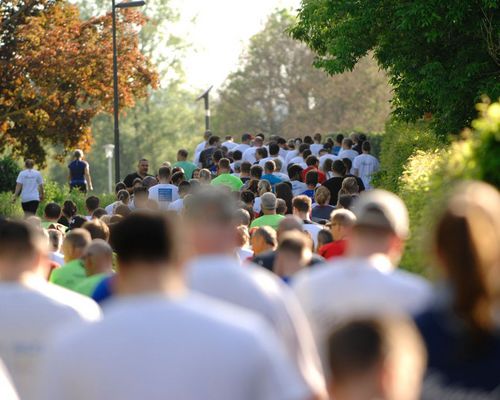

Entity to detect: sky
[171,0,301,91]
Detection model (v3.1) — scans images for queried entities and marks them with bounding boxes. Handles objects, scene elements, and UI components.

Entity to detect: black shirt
[199,147,216,169]
[322,176,344,205]
[123,172,152,188]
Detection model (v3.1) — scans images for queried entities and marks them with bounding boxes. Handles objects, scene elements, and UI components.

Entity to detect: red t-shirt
[301,167,326,184]
[319,240,347,260]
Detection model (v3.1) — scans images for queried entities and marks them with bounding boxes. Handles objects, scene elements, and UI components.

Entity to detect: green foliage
[372,120,445,193]
[0,156,20,193]
[291,0,500,136]
[213,9,392,137]
[0,192,23,218]
[376,101,500,275]
[37,181,115,217]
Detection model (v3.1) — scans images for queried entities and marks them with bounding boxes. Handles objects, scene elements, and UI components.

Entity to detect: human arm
[12,183,22,203]
[84,163,93,191]
[39,184,45,202]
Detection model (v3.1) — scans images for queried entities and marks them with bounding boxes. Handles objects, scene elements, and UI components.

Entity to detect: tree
[0,0,158,165]
[213,9,392,138]
[290,0,500,136]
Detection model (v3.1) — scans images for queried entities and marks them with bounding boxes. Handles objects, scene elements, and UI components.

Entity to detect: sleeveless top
[68,160,87,184]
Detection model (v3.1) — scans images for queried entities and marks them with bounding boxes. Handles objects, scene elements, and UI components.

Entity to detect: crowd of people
[2,131,500,400]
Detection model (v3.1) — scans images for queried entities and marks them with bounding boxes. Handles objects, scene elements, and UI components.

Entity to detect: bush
[376,101,500,276]
[0,156,21,193]
[0,192,23,218]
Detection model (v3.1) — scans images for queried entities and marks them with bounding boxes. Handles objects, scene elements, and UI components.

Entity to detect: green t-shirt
[211,173,244,192]
[49,259,87,291]
[73,273,109,297]
[174,161,197,179]
[250,214,285,231]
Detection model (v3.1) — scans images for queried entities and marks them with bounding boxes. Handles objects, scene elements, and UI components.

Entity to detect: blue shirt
[91,275,114,304]
[68,160,86,184]
[261,174,282,187]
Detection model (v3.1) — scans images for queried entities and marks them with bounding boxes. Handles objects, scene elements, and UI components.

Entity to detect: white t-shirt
[253,197,262,214]
[16,169,43,202]
[289,156,305,166]
[104,201,127,215]
[0,278,101,400]
[0,360,18,400]
[238,247,253,262]
[193,141,207,165]
[310,144,323,156]
[302,222,323,249]
[222,141,238,150]
[232,143,251,154]
[49,252,65,266]
[187,255,327,399]
[274,172,290,182]
[337,149,359,161]
[242,147,258,164]
[352,154,380,190]
[318,154,339,169]
[285,150,299,165]
[148,184,179,210]
[291,181,308,197]
[167,198,184,213]
[38,293,311,400]
[292,255,432,368]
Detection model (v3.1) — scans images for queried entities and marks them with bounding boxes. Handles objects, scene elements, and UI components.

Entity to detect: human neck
[115,266,184,297]
[263,210,276,216]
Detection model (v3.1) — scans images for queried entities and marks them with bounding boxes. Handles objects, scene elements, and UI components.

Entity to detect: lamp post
[104,144,115,193]
[196,86,213,131]
[112,0,146,183]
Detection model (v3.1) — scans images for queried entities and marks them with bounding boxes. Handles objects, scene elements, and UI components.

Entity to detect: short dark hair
[86,196,100,212]
[158,167,172,179]
[178,181,191,196]
[342,158,353,172]
[292,195,312,213]
[178,149,188,158]
[256,147,268,158]
[306,155,319,167]
[232,150,242,161]
[171,171,186,185]
[288,164,304,180]
[25,159,35,169]
[298,143,310,153]
[68,216,87,230]
[240,161,252,174]
[335,134,344,144]
[111,212,177,265]
[302,149,312,159]
[314,133,322,142]
[268,142,279,156]
[362,141,371,152]
[208,135,220,146]
[264,160,275,173]
[62,201,77,218]
[133,186,149,197]
[304,135,313,144]
[115,182,127,194]
[240,190,255,204]
[44,203,61,219]
[0,220,46,259]
[250,165,263,179]
[218,158,231,170]
[332,160,347,175]
[92,208,107,219]
[305,170,319,186]
[212,149,224,163]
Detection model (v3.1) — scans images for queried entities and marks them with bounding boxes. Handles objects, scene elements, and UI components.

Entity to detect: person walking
[12,159,44,216]
[68,150,93,193]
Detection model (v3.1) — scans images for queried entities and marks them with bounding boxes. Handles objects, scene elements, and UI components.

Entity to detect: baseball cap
[260,192,277,211]
[354,190,409,239]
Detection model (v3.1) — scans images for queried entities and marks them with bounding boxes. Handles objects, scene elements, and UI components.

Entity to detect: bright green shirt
[73,273,109,297]
[174,161,197,179]
[211,173,244,192]
[49,259,86,291]
[250,214,285,231]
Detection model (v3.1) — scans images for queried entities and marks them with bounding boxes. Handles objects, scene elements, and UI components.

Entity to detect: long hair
[434,182,500,339]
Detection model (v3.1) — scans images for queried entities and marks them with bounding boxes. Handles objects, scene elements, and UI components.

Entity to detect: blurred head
[251,226,277,255]
[274,231,312,277]
[218,158,231,174]
[335,134,345,146]
[327,318,426,400]
[342,138,353,150]
[0,220,49,280]
[177,149,188,161]
[199,169,211,184]
[258,180,272,196]
[292,195,312,219]
[142,176,158,189]
[158,166,172,183]
[433,181,500,339]
[44,203,61,221]
[305,170,319,188]
[183,187,239,255]
[332,160,347,177]
[137,158,149,175]
[92,208,107,220]
[315,186,331,207]
[340,177,360,195]
[306,155,319,167]
[61,228,92,263]
[288,164,304,181]
[236,225,250,248]
[264,160,275,174]
[114,182,127,194]
[25,159,35,169]
[349,190,409,265]
[192,168,201,179]
[276,199,287,215]
[62,200,77,219]
[48,229,63,252]
[133,187,149,209]
[250,165,263,180]
[234,208,251,227]
[327,209,357,241]
[85,196,100,213]
[117,189,130,204]
[110,212,180,293]
[277,215,304,240]
[317,229,333,251]
[82,219,110,241]
[74,149,83,159]
[362,141,371,154]
[83,239,113,276]
[171,171,186,186]
[260,192,277,215]
[240,161,252,176]
[275,182,293,215]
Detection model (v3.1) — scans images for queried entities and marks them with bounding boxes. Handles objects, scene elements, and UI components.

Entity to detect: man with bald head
[74,240,114,297]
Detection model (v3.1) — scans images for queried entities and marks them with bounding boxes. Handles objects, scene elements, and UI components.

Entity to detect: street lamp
[104,144,115,193]
[112,0,146,183]
[196,86,213,131]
